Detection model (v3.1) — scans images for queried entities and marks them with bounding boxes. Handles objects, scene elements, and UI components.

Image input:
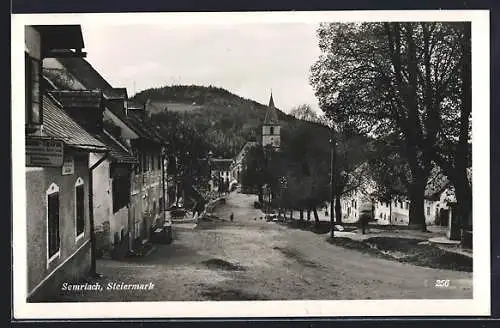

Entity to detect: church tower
[262,91,281,150]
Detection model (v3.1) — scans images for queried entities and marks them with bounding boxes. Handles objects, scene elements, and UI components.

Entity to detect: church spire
[264,90,279,125]
[268,90,275,108]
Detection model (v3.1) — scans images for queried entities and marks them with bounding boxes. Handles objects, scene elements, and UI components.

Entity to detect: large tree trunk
[313,208,320,226]
[408,180,427,231]
[457,23,472,244]
[335,195,342,224]
[389,198,392,225]
[307,210,311,222]
[455,182,472,228]
[299,209,304,226]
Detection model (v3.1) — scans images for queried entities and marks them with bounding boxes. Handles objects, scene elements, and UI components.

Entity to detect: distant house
[43,55,170,252]
[25,25,110,302]
[210,158,233,193]
[339,164,464,230]
[230,141,258,184]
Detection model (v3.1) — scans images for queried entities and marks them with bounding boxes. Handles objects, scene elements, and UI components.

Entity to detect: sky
[81,23,323,113]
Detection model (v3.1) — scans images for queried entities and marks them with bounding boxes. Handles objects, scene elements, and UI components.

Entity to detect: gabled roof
[234,141,258,165]
[51,58,166,145]
[94,132,137,164]
[105,99,163,144]
[56,57,113,93]
[48,91,137,163]
[42,95,107,151]
[425,167,452,200]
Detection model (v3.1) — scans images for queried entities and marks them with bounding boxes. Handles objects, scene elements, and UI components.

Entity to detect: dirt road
[54,192,472,302]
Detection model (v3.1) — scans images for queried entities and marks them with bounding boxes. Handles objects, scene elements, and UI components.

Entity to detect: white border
[12,10,490,319]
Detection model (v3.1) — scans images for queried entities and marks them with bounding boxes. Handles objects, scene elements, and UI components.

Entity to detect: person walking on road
[230,212,234,222]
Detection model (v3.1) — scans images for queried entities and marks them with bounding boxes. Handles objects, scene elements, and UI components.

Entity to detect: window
[405,202,409,210]
[427,206,431,215]
[112,176,131,213]
[25,53,42,125]
[46,183,60,262]
[270,126,274,135]
[159,197,164,212]
[75,178,85,239]
[142,154,149,172]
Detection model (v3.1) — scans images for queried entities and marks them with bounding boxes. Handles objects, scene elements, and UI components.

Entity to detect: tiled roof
[425,167,451,200]
[105,100,163,144]
[42,95,108,151]
[54,57,166,145]
[95,132,137,164]
[234,141,258,165]
[56,57,113,91]
[104,88,128,99]
[211,158,233,170]
[48,90,102,109]
[127,99,145,110]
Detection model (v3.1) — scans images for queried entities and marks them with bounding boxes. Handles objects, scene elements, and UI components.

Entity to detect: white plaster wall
[91,156,112,230]
[25,26,41,59]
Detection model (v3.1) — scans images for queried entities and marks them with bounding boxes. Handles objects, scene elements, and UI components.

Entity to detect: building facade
[209,158,233,193]
[25,24,109,302]
[43,54,170,255]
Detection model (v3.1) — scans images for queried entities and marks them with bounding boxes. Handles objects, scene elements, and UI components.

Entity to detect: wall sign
[26,138,64,167]
[62,156,75,175]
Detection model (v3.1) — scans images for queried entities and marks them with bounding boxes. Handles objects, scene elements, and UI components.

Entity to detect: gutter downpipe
[88,151,109,278]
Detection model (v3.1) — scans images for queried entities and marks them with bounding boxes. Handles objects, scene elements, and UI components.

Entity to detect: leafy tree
[289,104,321,123]
[240,143,267,201]
[310,22,469,231]
[429,23,472,235]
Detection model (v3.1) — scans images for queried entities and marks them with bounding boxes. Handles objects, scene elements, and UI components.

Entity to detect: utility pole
[330,127,336,238]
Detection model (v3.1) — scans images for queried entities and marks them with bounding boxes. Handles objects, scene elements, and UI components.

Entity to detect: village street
[52,191,472,302]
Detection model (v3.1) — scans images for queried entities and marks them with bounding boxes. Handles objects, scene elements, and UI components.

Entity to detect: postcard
[12,10,490,319]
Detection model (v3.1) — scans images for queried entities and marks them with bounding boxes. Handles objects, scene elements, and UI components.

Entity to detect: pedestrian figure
[230,212,234,222]
[360,214,369,235]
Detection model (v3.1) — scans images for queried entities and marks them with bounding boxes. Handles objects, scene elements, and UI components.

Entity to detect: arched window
[46,183,60,264]
[75,177,85,240]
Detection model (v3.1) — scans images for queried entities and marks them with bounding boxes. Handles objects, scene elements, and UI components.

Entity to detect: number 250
[435,279,450,288]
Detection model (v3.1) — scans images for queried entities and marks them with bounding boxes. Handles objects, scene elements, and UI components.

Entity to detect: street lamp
[207,150,213,195]
[329,129,336,239]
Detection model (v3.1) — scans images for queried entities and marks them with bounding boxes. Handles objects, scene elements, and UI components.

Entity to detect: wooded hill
[132,85,324,158]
